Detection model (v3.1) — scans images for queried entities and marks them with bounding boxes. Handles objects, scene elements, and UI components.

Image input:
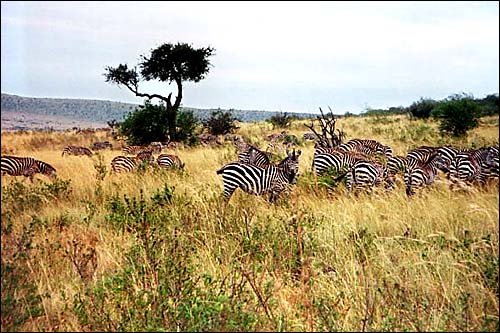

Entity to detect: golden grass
[1,114,498,332]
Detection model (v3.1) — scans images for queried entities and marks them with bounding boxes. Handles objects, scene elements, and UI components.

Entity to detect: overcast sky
[1,1,498,114]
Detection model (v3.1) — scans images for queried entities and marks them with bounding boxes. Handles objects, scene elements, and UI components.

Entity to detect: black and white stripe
[404,153,444,196]
[385,155,408,189]
[122,145,150,155]
[216,150,301,202]
[111,153,154,173]
[62,145,93,157]
[342,139,393,158]
[91,141,113,151]
[238,146,271,167]
[346,160,387,193]
[312,150,367,176]
[1,155,57,181]
[157,154,185,169]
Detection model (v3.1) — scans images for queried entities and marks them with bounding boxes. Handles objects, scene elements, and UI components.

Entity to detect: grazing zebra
[345,160,387,193]
[122,145,150,155]
[385,155,408,189]
[91,141,113,150]
[62,145,93,157]
[111,153,154,173]
[406,146,438,162]
[312,150,368,176]
[238,146,271,167]
[404,153,444,196]
[449,147,498,186]
[434,146,470,174]
[342,139,393,158]
[1,155,57,182]
[157,154,185,169]
[485,146,499,177]
[216,149,302,202]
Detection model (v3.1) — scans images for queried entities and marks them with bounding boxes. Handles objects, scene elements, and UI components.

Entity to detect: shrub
[407,97,437,119]
[119,100,170,145]
[203,109,239,135]
[431,93,481,137]
[267,112,293,129]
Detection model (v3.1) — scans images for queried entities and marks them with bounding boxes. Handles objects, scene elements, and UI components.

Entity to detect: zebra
[216,149,302,203]
[238,145,271,167]
[1,155,57,182]
[122,145,150,155]
[342,139,393,159]
[404,153,444,196]
[312,150,369,176]
[303,132,317,141]
[434,146,470,174]
[449,147,498,186]
[62,145,93,157]
[345,160,387,193]
[406,146,438,162]
[385,155,408,189]
[111,153,154,173]
[485,146,499,177]
[157,154,185,169]
[91,141,113,151]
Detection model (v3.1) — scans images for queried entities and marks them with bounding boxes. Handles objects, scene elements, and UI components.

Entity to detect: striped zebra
[157,154,185,169]
[1,155,57,182]
[342,139,393,158]
[62,145,93,157]
[216,149,302,202]
[385,155,408,189]
[238,145,271,167]
[91,141,113,151]
[434,146,470,174]
[404,153,444,196]
[485,146,499,175]
[449,147,498,186]
[303,132,317,141]
[345,160,387,193]
[406,146,438,162]
[111,153,154,173]
[312,150,369,176]
[122,145,150,155]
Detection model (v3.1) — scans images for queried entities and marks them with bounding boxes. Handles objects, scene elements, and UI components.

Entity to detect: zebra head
[279,149,302,184]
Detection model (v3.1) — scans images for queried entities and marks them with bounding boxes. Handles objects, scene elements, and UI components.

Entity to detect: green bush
[267,112,292,129]
[407,97,437,119]
[431,93,481,137]
[119,100,170,145]
[203,109,239,135]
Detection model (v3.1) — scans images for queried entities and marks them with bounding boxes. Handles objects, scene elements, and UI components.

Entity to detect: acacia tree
[104,42,215,141]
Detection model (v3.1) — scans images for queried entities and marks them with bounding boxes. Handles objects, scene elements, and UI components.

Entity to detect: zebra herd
[1,135,499,202]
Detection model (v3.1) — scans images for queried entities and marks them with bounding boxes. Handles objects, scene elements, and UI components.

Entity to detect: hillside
[1,93,316,131]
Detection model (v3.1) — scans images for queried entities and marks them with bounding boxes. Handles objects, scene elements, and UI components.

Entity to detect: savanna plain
[1,114,499,332]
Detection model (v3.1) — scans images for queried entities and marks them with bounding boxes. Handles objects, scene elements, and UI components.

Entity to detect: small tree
[203,109,239,135]
[104,42,215,142]
[407,97,437,119]
[304,107,345,148]
[431,93,481,137]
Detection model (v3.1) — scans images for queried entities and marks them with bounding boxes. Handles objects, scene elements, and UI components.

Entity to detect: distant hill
[1,93,316,131]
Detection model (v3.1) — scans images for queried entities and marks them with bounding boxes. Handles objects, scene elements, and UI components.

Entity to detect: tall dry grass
[1,114,498,332]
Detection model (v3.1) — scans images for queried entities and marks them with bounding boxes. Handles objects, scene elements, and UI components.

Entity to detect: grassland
[1,114,498,332]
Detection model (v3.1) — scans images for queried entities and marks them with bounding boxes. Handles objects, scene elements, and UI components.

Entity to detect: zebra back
[122,145,149,155]
[62,145,93,157]
[111,156,138,173]
[157,154,185,169]
[238,146,271,167]
[404,153,443,195]
[346,160,386,192]
[312,151,367,176]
